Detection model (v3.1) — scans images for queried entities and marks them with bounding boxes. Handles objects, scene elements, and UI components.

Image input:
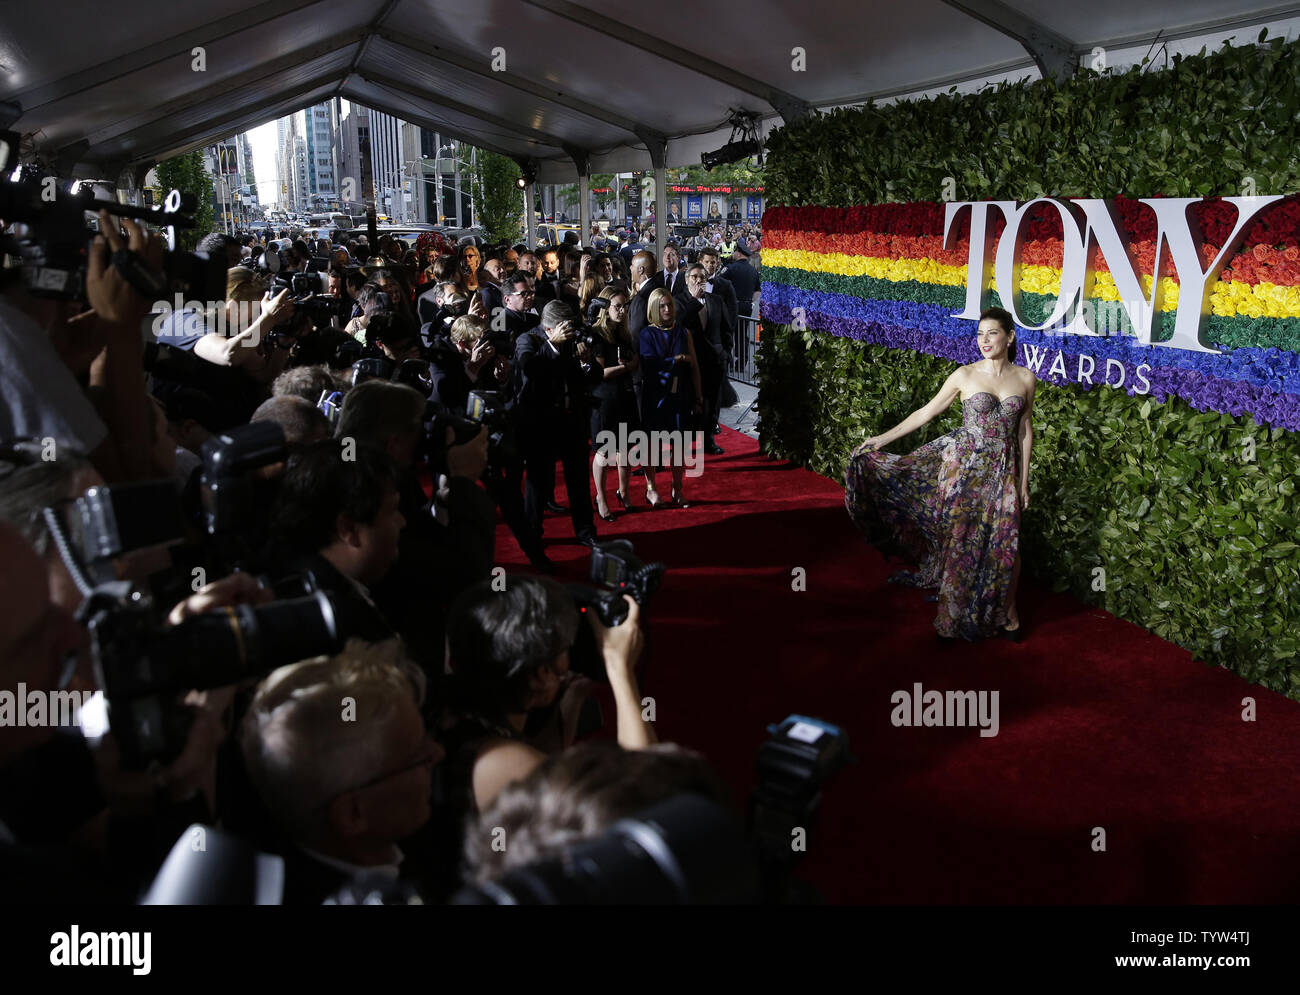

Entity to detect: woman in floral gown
[845,307,1034,641]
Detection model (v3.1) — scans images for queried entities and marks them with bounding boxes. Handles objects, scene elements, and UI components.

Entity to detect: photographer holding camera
[428,314,550,572]
[1,208,161,482]
[514,300,603,547]
[431,576,655,891]
[333,380,495,674]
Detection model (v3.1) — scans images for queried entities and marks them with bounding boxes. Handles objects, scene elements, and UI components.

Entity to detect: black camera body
[0,177,224,303]
[566,540,665,680]
[83,581,342,770]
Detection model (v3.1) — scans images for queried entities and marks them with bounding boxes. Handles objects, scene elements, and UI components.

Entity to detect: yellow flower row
[764,248,1300,318]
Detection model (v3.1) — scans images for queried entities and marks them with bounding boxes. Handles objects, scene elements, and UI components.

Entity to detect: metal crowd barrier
[729,314,761,386]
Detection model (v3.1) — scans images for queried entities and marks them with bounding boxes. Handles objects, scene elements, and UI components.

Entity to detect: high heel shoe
[595,502,615,523]
[669,490,692,509]
[1000,622,1023,642]
[645,489,662,509]
[615,490,635,511]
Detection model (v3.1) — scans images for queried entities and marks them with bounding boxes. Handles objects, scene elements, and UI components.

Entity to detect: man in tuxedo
[535,247,563,304]
[627,250,661,410]
[676,264,731,455]
[697,248,738,329]
[660,242,685,297]
[513,301,603,546]
[500,273,539,343]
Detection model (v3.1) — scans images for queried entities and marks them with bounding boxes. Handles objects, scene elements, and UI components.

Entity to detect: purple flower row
[763,283,1300,395]
[763,298,1300,430]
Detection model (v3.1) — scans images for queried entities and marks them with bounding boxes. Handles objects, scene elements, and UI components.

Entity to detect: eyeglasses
[318,733,441,808]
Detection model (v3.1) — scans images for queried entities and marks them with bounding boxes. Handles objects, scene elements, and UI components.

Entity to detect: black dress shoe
[577,533,598,547]
[528,552,557,574]
[705,444,725,455]
[545,500,567,513]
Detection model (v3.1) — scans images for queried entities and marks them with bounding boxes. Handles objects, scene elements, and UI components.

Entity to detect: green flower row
[761,266,1300,353]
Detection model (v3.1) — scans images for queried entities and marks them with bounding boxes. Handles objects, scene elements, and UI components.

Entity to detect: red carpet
[493,426,1300,903]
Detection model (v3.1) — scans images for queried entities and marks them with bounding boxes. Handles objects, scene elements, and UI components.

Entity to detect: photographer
[514,301,603,547]
[434,577,655,877]
[1,209,160,482]
[160,267,296,376]
[367,310,425,365]
[0,509,273,902]
[335,380,495,673]
[428,315,550,572]
[269,439,403,644]
[239,638,443,904]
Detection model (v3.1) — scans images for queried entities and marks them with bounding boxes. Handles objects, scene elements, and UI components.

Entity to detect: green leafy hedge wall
[757,38,1300,695]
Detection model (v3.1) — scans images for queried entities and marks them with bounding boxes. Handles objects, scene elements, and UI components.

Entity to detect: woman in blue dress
[639,288,703,507]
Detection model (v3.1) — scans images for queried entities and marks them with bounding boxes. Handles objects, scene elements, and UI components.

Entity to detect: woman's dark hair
[464,742,735,885]
[343,266,366,292]
[356,284,392,317]
[978,306,1014,335]
[366,310,420,353]
[429,254,458,283]
[445,576,579,719]
[271,440,399,555]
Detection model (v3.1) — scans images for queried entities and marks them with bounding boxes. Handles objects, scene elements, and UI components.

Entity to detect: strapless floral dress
[845,391,1024,639]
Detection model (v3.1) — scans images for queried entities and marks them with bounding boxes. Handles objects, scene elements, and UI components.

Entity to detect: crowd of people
[0,196,765,904]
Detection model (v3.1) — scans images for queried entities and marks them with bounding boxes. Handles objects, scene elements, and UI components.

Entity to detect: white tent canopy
[3,0,1297,186]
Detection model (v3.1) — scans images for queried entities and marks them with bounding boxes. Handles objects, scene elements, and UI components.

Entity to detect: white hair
[239,639,426,843]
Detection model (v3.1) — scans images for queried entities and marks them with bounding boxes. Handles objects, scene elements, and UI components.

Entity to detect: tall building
[337,101,370,214]
[297,101,339,209]
[292,135,309,212]
[275,116,298,209]
[367,109,405,221]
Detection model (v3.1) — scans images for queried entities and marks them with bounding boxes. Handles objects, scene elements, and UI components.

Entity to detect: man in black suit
[499,272,539,343]
[428,314,552,573]
[269,439,406,647]
[698,246,738,332]
[626,250,661,410]
[535,246,564,305]
[676,263,731,455]
[667,202,682,225]
[331,383,495,675]
[722,243,761,320]
[660,242,685,297]
[513,300,603,546]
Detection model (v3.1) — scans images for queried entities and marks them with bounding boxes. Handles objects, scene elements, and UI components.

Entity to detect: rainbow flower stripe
[760,201,1300,430]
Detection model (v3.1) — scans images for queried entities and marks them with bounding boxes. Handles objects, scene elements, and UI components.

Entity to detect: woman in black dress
[589,288,641,518]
